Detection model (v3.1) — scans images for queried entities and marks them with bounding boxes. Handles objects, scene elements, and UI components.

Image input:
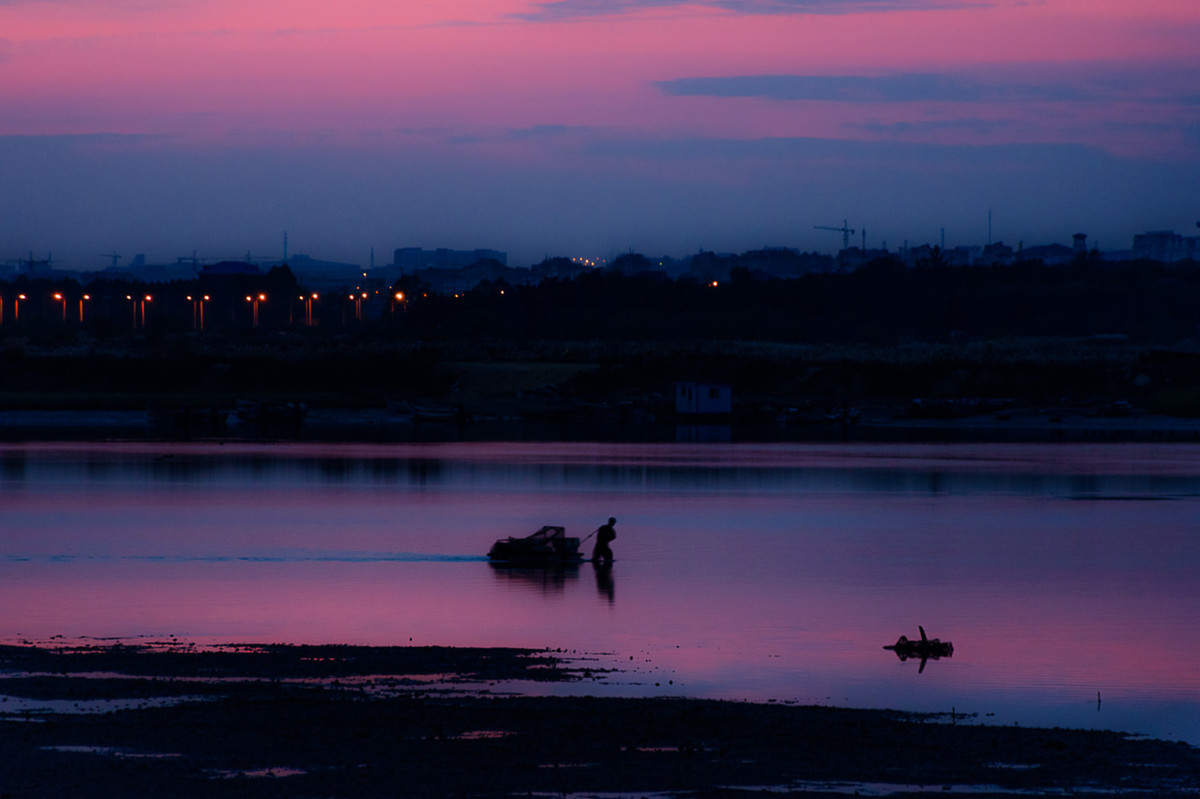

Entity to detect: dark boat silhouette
[487,525,584,566]
[884,626,953,673]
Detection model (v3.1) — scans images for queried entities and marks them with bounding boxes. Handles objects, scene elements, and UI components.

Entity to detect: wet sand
[1,642,1196,797]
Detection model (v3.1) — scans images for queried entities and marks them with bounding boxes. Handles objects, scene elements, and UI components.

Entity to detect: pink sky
[1,0,1198,266]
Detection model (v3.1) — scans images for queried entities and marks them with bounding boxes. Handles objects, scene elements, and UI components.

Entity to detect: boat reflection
[488,562,580,594]
[883,626,954,673]
[488,561,616,605]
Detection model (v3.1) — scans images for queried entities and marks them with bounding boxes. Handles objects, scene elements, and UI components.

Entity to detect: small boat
[488,525,583,565]
[884,626,953,673]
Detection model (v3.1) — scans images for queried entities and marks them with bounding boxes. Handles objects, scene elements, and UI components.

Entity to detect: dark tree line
[2,256,1199,346]
[418,257,1200,345]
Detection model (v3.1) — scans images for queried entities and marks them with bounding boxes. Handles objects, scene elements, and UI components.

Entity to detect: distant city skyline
[7,222,1200,282]
[2,0,1197,270]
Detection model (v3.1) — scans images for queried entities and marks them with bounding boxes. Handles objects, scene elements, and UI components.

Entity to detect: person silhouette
[591,517,616,564]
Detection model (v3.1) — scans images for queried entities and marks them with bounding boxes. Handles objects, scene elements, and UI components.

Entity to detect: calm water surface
[1,441,1197,744]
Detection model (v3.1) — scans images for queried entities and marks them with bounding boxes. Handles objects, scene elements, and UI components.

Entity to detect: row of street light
[0,293,93,324]
[1,289,409,330]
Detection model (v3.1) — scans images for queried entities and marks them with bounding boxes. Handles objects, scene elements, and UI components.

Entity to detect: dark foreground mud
[0,643,1197,797]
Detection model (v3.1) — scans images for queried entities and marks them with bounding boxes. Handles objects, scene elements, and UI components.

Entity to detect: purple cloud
[653,69,1200,108]
[515,0,984,21]
[658,74,1089,104]
[448,124,586,145]
[583,133,1106,166]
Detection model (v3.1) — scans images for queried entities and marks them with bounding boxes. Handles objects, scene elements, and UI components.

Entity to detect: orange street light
[302,292,317,326]
[52,292,66,320]
[140,294,152,327]
[246,293,265,328]
[79,294,90,323]
[187,295,206,330]
[16,293,26,321]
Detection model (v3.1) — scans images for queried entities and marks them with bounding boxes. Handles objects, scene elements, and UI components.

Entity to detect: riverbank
[1,335,1197,428]
[4,403,1200,443]
[0,642,1196,797]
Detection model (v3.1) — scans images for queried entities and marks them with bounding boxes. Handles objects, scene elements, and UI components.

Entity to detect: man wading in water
[591,517,616,564]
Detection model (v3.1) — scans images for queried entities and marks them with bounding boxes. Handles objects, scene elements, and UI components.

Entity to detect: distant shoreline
[2,404,1200,444]
[1,641,1196,797]
[0,335,1197,441]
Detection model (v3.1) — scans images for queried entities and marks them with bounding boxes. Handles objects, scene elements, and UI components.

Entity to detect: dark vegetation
[4,257,1198,342]
[456,258,1200,343]
[1,257,1199,415]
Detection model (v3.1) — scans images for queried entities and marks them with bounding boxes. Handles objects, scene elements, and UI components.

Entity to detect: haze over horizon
[2,0,1198,270]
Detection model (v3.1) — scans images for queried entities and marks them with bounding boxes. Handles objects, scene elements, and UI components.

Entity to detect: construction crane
[814,220,855,251]
[100,252,122,268]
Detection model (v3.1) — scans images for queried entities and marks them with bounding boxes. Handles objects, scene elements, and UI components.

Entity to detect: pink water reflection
[1,441,1197,742]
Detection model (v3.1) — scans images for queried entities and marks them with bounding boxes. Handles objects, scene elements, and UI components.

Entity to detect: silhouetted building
[675,381,732,416]
[1018,243,1076,265]
[394,247,507,271]
[687,251,736,283]
[202,261,262,278]
[531,257,595,281]
[836,247,888,271]
[16,255,54,277]
[275,253,364,290]
[1132,230,1199,262]
[903,244,940,268]
[100,256,200,283]
[979,242,1015,265]
[607,253,662,277]
[407,260,527,295]
[738,248,833,278]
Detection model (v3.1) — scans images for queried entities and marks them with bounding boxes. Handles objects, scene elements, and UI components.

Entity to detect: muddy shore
[1,642,1196,797]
